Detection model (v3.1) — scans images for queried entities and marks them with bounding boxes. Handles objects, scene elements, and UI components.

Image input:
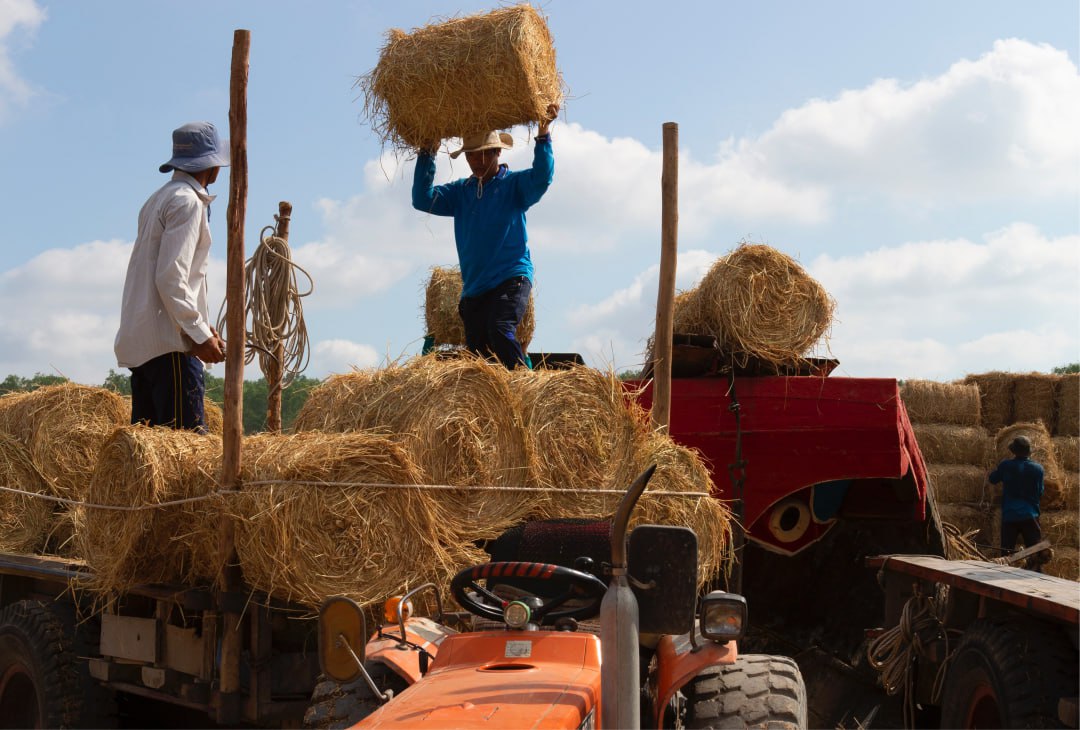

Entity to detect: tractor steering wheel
[450,561,608,625]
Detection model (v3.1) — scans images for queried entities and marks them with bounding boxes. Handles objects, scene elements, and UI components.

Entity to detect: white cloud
[312,338,381,375]
[726,39,1080,209]
[0,0,45,120]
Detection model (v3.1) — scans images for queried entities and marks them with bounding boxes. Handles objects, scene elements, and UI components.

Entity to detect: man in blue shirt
[987,435,1045,564]
[412,104,558,368]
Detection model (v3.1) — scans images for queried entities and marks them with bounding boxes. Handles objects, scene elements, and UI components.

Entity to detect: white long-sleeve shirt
[115,171,216,368]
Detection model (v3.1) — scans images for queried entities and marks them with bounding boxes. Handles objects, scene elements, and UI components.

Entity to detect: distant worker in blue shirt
[412,104,559,369]
[987,435,1045,566]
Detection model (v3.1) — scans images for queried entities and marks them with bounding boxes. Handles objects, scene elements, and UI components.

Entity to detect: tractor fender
[364,617,456,687]
[650,632,737,728]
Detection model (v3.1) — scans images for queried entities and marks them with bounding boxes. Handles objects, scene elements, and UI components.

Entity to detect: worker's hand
[192,333,226,364]
[538,103,560,136]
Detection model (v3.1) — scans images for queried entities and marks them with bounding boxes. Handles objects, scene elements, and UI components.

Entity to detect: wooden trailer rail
[867,554,1079,627]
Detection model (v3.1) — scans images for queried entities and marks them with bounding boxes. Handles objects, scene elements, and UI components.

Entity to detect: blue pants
[129,352,207,433]
[1001,517,1041,552]
[459,276,531,369]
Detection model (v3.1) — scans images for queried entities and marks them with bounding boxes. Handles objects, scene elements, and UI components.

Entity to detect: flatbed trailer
[0,551,320,727]
[866,554,1079,729]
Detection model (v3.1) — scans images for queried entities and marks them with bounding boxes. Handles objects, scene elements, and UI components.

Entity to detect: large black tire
[684,654,808,729]
[939,618,1078,729]
[0,600,116,729]
[304,662,407,730]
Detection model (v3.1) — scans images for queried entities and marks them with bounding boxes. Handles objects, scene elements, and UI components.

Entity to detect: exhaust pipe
[600,465,655,730]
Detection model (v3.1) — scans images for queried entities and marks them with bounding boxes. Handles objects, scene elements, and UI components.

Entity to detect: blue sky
[1,0,1077,384]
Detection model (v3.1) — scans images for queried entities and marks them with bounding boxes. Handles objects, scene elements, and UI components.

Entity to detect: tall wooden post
[653,122,679,433]
[218,28,249,716]
[265,200,292,433]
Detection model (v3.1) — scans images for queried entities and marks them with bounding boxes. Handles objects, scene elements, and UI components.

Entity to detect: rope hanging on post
[218,218,313,387]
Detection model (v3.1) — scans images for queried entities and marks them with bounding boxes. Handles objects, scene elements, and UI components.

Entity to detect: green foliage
[1052,362,1079,375]
[102,369,132,395]
[0,373,68,395]
[617,369,644,381]
[203,372,320,434]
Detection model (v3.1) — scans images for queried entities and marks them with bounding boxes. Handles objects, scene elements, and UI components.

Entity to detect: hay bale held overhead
[361,4,564,150]
[425,265,535,350]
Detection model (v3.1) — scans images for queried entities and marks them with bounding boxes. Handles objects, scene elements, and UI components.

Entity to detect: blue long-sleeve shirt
[988,456,1044,522]
[412,137,553,298]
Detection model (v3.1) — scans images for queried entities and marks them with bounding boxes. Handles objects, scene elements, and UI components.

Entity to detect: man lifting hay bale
[361,5,563,368]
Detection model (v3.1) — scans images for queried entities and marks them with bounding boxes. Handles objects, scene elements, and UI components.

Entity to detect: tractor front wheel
[684,653,808,729]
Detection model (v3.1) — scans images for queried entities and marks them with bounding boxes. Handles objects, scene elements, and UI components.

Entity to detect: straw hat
[450,131,513,159]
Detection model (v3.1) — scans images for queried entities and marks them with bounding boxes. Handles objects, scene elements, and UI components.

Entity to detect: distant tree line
[1,370,321,434]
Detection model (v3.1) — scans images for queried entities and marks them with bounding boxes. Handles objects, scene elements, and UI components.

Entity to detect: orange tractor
[306,467,808,729]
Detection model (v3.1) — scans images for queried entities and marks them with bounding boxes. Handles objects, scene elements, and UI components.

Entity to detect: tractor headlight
[503,601,532,629]
[699,591,747,642]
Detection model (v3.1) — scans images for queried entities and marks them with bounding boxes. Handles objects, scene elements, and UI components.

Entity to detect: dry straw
[76,426,223,597]
[511,366,646,498]
[1011,373,1059,432]
[913,424,992,466]
[1057,373,1079,436]
[230,432,468,609]
[928,464,991,505]
[1052,436,1079,473]
[1062,471,1079,511]
[1039,510,1078,549]
[0,384,128,500]
[424,266,535,350]
[295,355,536,541]
[686,244,835,365]
[1045,546,1079,582]
[901,380,981,427]
[0,434,54,554]
[361,4,564,151]
[962,372,1014,432]
[935,503,993,548]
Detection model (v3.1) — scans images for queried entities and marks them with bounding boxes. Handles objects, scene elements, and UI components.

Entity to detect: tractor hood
[354,631,601,729]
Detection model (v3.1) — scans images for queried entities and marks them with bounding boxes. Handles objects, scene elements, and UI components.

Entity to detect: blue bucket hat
[159,121,231,173]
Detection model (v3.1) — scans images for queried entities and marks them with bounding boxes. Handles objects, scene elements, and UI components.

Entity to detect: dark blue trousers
[458,276,531,369]
[129,352,207,433]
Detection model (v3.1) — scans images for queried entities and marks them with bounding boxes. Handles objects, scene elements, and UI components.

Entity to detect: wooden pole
[652,122,678,433]
[265,200,292,433]
[218,28,249,710]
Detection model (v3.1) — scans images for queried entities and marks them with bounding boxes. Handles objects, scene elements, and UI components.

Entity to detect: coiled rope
[866,586,953,728]
[217,217,312,387]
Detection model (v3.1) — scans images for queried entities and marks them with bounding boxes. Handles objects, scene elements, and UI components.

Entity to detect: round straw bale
[1041,510,1079,549]
[1052,436,1079,473]
[913,424,992,466]
[901,380,981,427]
[76,426,222,596]
[204,399,223,435]
[993,423,1062,480]
[671,289,713,336]
[230,431,465,609]
[693,244,834,365]
[0,434,54,554]
[1011,372,1059,431]
[928,464,991,505]
[424,266,535,350]
[935,503,994,549]
[1057,373,1079,436]
[962,372,1015,432]
[1044,546,1079,582]
[0,384,128,501]
[512,365,648,497]
[361,4,564,151]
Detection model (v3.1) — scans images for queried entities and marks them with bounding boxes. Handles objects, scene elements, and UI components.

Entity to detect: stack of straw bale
[0,384,130,555]
[229,432,472,609]
[76,426,223,597]
[1058,373,1079,436]
[901,381,981,427]
[425,266,535,350]
[361,4,563,150]
[1011,373,1060,431]
[671,243,834,366]
[0,434,55,554]
[962,372,1015,432]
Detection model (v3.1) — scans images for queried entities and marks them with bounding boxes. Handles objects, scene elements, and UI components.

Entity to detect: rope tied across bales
[425,265,535,350]
[76,426,223,598]
[229,432,472,610]
[360,4,564,151]
[673,243,835,366]
[0,434,55,555]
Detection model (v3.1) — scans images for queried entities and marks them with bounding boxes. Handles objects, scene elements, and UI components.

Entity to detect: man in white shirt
[114,121,229,432]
